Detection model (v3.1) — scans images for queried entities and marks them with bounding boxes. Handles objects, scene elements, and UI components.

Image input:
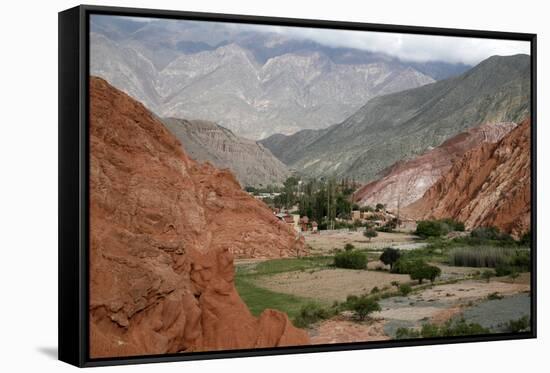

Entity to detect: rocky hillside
[403,119,531,238]
[161,118,289,187]
[89,77,308,358]
[353,122,517,210]
[261,54,530,182]
[90,18,447,139]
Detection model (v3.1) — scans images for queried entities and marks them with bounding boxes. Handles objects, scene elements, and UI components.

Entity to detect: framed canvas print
[58,5,537,367]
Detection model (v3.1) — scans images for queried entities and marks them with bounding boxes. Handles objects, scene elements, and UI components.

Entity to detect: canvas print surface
[88,14,532,358]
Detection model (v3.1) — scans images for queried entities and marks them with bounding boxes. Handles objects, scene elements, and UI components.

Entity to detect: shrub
[415,220,449,238]
[380,247,401,270]
[487,292,503,300]
[371,286,380,294]
[415,219,466,238]
[481,269,495,283]
[391,280,400,289]
[344,243,355,252]
[505,316,530,333]
[364,228,378,241]
[375,203,385,211]
[391,258,419,274]
[395,327,421,339]
[344,295,381,321]
[395,319,489,339]
[410,262,441,284]
[440,218,465,232]
[495,264,514,277]
[520,231,531,247]
[293,303,335,328]
[399,283,412,296]
[334,250,368,270]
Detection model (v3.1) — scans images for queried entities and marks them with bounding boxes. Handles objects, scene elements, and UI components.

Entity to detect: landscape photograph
[88,14,532,358]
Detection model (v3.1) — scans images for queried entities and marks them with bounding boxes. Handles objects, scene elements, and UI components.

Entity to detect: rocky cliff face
[403,119,531,237]
[161,118,290,187]
[89,77,308,358]
[353,122,517,210]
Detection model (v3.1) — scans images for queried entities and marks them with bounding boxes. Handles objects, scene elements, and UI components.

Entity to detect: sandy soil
[303,230,422,255]
[255,268,411,302]
[415,279,529,303]
[309,315,390,344]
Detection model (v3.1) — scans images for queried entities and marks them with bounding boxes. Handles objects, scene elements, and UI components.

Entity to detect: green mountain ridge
[260,54,531,182]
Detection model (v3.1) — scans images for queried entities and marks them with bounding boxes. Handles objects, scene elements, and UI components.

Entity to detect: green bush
[342,295,381,321]
[364,227,378,241]
[481,269,495,283]
[410,262,441,284]
[391,258,419,274]
[395,319,489,339]
[380,247,401,269]
[520,231,531,247]
[344,243,355,252]
[399,283,412,296]
[415,220,448,237]
[293,303,336,328]
[487,292,503,300]
[415,219,466,238]
[334,250,368,270]
[505,316,530,333]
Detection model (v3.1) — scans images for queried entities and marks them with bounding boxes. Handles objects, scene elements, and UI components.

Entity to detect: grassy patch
[238,256,333,277]
[235,255,333,323]
[235,276,320,320]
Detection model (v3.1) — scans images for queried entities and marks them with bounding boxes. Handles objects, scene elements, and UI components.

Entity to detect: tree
[426,265,442,283]
[410,262,441,284]
[380,248,401,270]
[364,228,378,241]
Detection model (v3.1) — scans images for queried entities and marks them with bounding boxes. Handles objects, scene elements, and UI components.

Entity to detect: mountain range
[89,15,470,140]
[261,54,530,182]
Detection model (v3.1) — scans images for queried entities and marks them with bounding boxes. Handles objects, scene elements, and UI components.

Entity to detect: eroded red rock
[353,122,517,210]
[403,119,531,238]
[89,77,309,358]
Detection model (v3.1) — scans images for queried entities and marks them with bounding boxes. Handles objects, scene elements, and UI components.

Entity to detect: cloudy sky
[254,25,530,65]
[120,16,530,65]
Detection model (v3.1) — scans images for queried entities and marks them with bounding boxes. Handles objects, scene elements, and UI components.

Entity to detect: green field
[235,256,332,319]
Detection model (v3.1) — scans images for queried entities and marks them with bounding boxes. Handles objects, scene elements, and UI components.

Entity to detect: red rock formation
[89,77,309,358]
[403,119,531,238]
[353,122,517,210]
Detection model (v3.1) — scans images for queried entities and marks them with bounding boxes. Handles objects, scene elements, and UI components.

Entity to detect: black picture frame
[59,4,537,368]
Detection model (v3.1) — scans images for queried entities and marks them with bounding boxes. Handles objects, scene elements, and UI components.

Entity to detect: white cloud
[104,16,530,65]
[248,24,530,65]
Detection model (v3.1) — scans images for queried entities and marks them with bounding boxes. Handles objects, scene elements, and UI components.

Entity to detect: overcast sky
[122,16,530,65]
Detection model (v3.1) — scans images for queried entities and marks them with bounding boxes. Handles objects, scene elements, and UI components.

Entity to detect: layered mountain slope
[89,77,308,358]
[161,118,289,187]
[262,54,530,182]
[90,30,436,139]
[352,122,517,210]
[403,119,531,238]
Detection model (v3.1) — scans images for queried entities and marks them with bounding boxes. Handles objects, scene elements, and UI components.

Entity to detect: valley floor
[234,231,531,345]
